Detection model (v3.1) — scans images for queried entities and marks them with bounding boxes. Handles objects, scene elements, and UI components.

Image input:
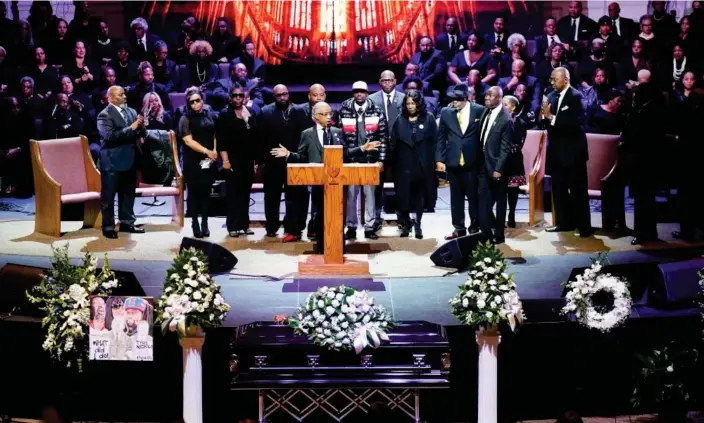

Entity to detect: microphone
[51,104,57,117]
[325,122,332,145]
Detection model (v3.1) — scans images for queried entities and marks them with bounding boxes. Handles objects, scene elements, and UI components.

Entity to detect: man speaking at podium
[270,102,380,253]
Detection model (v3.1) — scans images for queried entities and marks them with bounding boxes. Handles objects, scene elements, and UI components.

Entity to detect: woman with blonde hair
[180,40,218,94]
[141,91,172,131]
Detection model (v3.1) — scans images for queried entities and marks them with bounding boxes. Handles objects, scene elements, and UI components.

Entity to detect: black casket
[230,321,450,422]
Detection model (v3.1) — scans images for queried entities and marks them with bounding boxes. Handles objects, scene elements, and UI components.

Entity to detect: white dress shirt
[482,105,502,145]
[551,86,570,126]
[458,102,470,133]
[612,18,622,36]
[547,34,562,46]
[316,124,326,146]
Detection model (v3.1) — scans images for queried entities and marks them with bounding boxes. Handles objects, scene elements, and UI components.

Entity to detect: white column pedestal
[476,327,501,423]
[180,331,206,423]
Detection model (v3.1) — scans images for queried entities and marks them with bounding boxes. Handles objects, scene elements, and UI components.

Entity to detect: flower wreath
[561,253,632,332]
[288,286,394,353]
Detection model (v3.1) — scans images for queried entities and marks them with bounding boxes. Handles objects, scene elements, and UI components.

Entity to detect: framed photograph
[88,296,154,361]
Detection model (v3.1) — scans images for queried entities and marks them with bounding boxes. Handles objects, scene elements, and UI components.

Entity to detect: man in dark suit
[231,40,267,82]
[497,60,542,112]
[97,86,146,239]
[434,17,468,64]
[270,102,380,253]
[299,84,339,128]
[607,2,637,42]
[211,62,263,110]
[479,87,513,244]
[557,1,597,59]
[410,37,446,91]
[483,16,510,59]
[128,17,160,64]
[540,67,592,237]
[534,17,568,63]
[435,84,488,239]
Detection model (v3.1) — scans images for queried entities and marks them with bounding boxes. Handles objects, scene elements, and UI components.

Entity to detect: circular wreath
[562,259,632,332]
[288,286,394,354]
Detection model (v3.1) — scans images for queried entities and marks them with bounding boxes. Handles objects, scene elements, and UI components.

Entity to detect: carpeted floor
[0,188,698,278]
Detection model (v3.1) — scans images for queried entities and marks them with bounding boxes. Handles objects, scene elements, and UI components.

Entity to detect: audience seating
[549,133,622,231]
[218,63,229,79]
[169,92,186,111]
[519,130,547,226]
[134,131,185,227]
[29,136,102,237]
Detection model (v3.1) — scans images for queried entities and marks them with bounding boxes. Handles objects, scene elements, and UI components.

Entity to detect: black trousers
[262,163,306,234]
[550,162,591,232]
[632,177,657,239]
[395,174,426,226]
[447,166,480,233]
[100,169,137,231]
[487,176,508,238]
[677,177,703,237]
[225,169,253,232]
[186,180,212,226]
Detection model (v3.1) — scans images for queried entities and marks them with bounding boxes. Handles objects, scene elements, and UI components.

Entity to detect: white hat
[351,81,368,91]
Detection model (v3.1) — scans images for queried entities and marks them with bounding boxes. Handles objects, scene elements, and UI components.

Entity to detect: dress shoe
[444,231,466,240]
[306,231,317,240]
[364,230,379,240]
[631,236,658,245]
[282,234,301,243]
[672,231,695,242]
[493,236,505,244]
[399,226,410,237]
[414,224,423,239]
[119,225,145,233]
[579,228,594,238]
[468,226,480,235]
[507,213,516,228]
[228,231,239,238]
[201,221,210,238]
[266,231,277,237]
[102,230,118,239]
[240,228,255,235]
[545,226,575,233]
[345,228,357,240]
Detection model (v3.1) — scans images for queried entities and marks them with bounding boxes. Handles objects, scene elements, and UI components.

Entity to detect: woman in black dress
[179,88,218,238]
[389,90,437,239]
[501,95,528,228]
[216,84,258,237]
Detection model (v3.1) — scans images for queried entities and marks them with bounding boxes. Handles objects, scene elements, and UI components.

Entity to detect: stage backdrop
[133,0,543,65]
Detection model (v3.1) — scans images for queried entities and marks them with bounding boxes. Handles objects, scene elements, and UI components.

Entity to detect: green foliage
[632,343,700,409]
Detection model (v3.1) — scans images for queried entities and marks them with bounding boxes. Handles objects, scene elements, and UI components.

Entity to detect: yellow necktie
[457,110,465,166]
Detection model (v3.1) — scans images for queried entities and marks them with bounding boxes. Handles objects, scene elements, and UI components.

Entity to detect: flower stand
[476,327,501,423]
[180,327,205,423]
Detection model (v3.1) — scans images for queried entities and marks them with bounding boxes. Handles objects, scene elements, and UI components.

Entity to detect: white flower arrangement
[26,245,120,370]
[449,242,525,331]
[288,286,394,354]
[156,247,230,336]
[561,253,632,332]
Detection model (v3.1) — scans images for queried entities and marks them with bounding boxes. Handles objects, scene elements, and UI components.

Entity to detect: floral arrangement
[561,253,632,332]
[449,242,525,332]
[288,286,394,354]
[155,247,230,337]
[26,244,120,370]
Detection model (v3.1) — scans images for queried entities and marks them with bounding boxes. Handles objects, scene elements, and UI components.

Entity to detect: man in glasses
[270,102,380,253]
[259,84,309,242]
[212,62,263,110]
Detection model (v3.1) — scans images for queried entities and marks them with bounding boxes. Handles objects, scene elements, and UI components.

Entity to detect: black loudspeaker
[652,259,704,307]
[430,232,488,269]
[180,238,238,273]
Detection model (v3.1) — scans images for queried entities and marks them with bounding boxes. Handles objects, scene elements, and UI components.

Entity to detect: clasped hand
[130,115,145,131]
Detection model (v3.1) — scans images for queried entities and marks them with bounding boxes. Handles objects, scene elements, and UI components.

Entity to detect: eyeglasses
[230,93,245,98]
[189,98,202,105]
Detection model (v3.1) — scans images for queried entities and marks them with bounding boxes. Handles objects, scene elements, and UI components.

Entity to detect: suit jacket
[557,15,597,44]
[97,104,144,172]
[479,108,513,175]
[287,126,362,164]
[434,32,468,63]
[483,31,510,54]
[409,50,446,87]
[435,102,486,169]
[533,34,558,62]
[543,87,588,168]
[498,75,542,112]
[230,56,267,81]
[611,17,637,41]
[129,34,161,63]
[299,102,339,129]
[369,89,405,130]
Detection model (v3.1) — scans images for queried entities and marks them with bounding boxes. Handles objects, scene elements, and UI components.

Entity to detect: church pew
[519,129,547,226]
[29,136,102,237]
[134,131,185,227]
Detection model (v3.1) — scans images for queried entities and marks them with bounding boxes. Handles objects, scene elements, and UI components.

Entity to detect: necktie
[571,19,577,40]
[449,35,455,50]
[138,39,145,51]
[481,112,491,145]
[119,107,128,123]
[549,35,554,45]
[323,129,330,146]
[497,33,502,44]
[612,19,619,35]
[386,94,398,125]
[457,110,465,166]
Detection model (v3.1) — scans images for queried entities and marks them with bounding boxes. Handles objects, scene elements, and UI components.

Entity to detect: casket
[229,321,450,422]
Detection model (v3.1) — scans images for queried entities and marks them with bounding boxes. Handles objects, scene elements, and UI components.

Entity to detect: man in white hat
[337,81,388,240]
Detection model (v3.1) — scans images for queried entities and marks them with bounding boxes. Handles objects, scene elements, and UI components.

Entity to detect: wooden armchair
[519,130,547,226]
[30,135,102,237]
[585,133,622,231]
[134,130,184,227]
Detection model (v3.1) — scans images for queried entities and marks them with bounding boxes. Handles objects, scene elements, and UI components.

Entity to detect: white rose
[312,310,321,318]
[323,329,331,336]
[317,300,325,308]
[485,311,493,318]
[320,287,329,293]
[477,300,486,309]
[494,295,502,303]
[362,315,371,323]
[316,327,323,333]
[332,299,340,307]
[193,291,202,300]
[486,267,495,274]
[462,298,469,308]
[336,293,344,301]
[666,365,674,372]
[185,287,192,294]
[325,306,335,315]
[488,279,496,285]
[326,291,335,299]
[341,321,349,329]
[476,272,484,278]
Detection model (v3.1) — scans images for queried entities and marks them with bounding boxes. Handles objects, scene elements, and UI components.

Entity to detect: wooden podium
[287,145,379,276]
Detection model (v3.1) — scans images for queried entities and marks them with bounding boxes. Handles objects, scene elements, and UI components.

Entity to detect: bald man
[298,84,339,128]
[607,2,637,41]
[96,85,146,239]
[497,59,541,111]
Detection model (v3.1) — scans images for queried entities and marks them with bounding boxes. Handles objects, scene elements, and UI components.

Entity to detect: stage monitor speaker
[430,232,488,269]
[651,259,704,307]
[0,264,45,318]
[180,238,238,273]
